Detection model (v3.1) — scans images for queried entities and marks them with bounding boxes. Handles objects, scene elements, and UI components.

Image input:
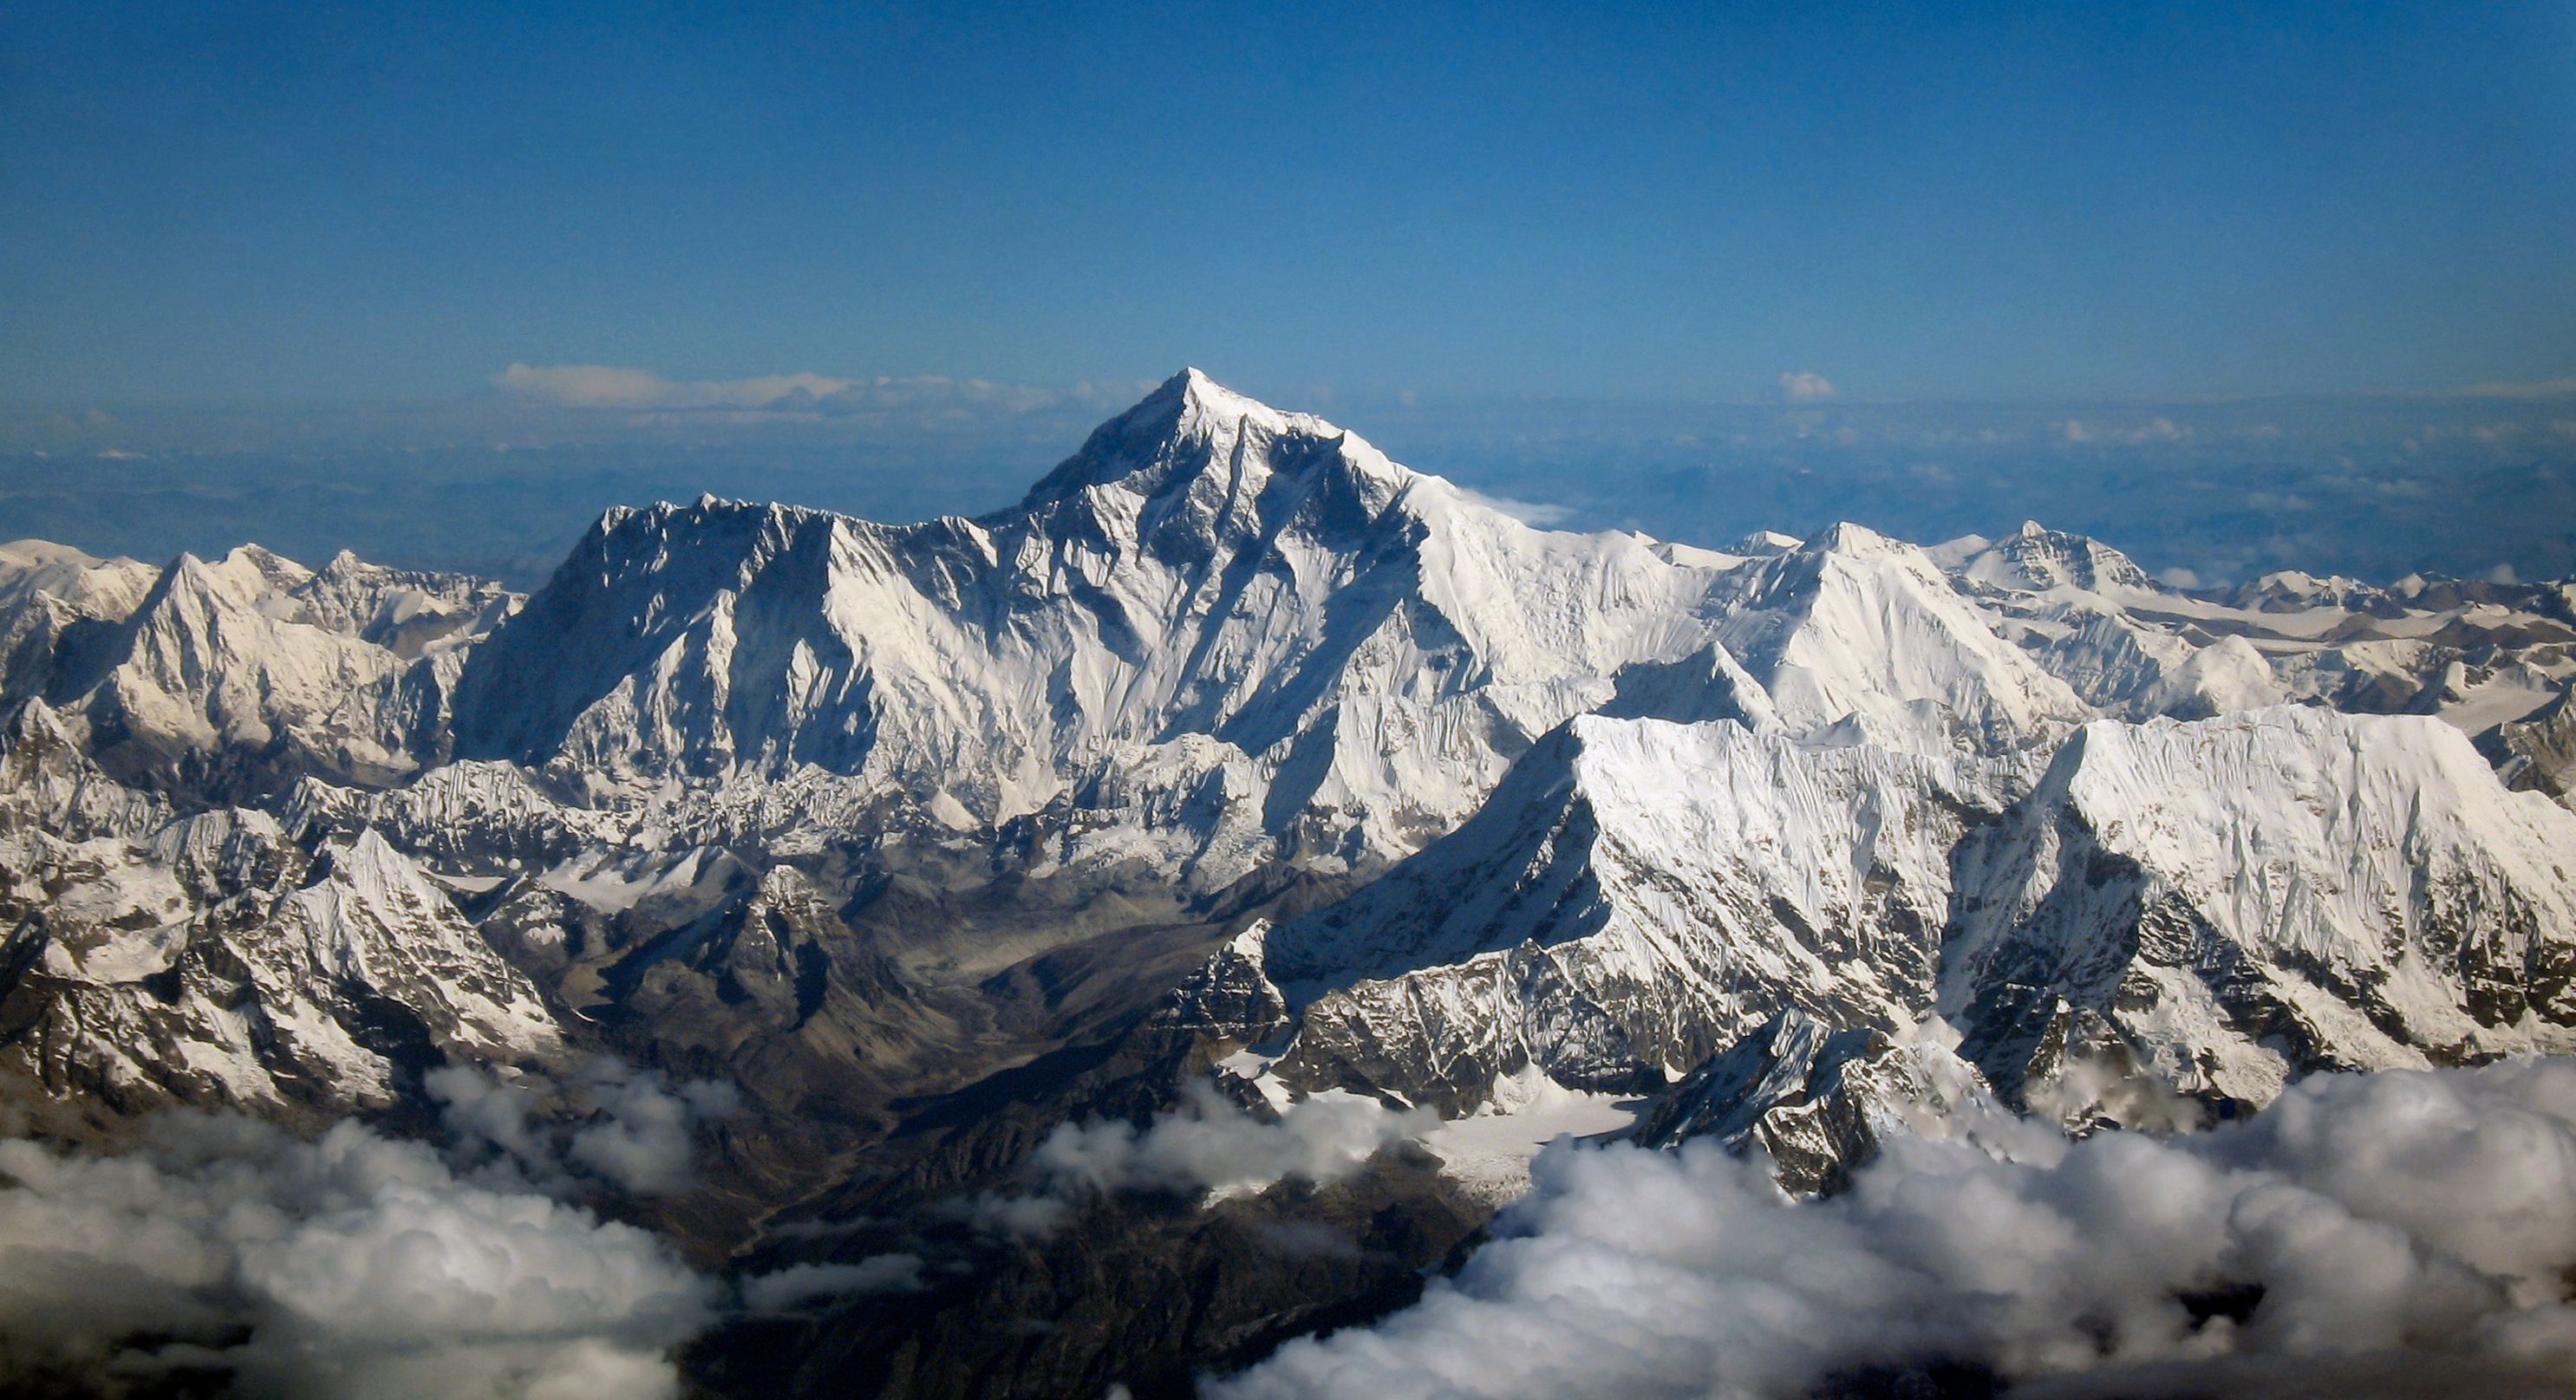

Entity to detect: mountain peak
[1805,521,1900,557]
[1015,368,1410,515]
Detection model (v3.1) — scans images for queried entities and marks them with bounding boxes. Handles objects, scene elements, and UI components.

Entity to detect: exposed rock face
[1237,715,1999,1114]
[0,770,559,1127]
[1634,1008,1990,1194]
[1946,707,2576,1110]
[2485,685,2576,809]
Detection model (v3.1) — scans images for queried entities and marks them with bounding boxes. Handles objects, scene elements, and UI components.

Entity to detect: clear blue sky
[5,0,2573,405]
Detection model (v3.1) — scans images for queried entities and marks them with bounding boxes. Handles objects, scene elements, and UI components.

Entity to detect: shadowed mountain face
[1,374,2573,1397]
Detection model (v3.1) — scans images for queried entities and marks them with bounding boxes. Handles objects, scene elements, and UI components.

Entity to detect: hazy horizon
[7,370,2573,592]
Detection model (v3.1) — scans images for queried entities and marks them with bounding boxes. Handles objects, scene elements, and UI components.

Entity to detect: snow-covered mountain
[1946,705,2576,1110]
[9,542,516,801]
[449,369,1784,869]
[0,702,558,1130]
[1215,714,2003,1114]
[3,372,2574,1399]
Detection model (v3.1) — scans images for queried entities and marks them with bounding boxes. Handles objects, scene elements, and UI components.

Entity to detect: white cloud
[2064,416,2190,447]
[566,1063,741,1195]
[1034,1084,1433,1200]
[2155,565,2203,590]
[1216,1060,2576,1400]
[1778,371,1837,403]
[497,362,692,409]
[0,1114,717,1399]
[955,1084,1435,1236]
[2486,563,2521,585]
[428,1058,738,1196]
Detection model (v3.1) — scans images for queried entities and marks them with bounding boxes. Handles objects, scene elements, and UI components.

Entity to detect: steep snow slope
[1947,705,2576,1110]
[1206,714,2005,1113]
[1187,700,2576,1182]
[0,540,160,707]
[1712,523,2092,750]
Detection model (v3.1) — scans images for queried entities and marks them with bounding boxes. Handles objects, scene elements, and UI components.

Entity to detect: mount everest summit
[2,371,2573,1397]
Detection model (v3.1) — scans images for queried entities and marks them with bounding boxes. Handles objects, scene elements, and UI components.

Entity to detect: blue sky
[7,1,2574,405]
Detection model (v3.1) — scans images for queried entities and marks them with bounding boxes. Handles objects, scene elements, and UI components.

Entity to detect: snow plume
[429,1057,740,1195]
[1216,1060,2576,1400]
[960,1084,1435,1235]
[0,1113,716,1399]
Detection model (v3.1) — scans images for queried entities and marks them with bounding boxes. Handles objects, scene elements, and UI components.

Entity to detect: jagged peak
[1733,530,1804,555]
[1803,521,1904,557]
[218,543,314,589]
[1953,519,2157,596]
[4,694,75,751]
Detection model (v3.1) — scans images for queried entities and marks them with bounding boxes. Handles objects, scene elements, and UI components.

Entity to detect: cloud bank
[1216,1059,2576,1400]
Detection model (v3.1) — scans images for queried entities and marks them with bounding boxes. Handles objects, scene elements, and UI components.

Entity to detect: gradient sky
[7,0,2575,407]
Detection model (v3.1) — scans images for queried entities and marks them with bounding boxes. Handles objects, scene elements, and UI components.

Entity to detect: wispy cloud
[2060,414,2190,446]
[1456,485,1576,527]
[2443,377,2576,400]
[497,362,852,410]
[495,362,1153,419]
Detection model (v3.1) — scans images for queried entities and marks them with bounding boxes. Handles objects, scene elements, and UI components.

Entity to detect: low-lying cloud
[430,1057,740,1195]
[1216,1059,2576,1400]
[0,1114,716,1399]
[0,1059,746,1397]
[957,1084,1435,1236]
[739,1254,927,1314]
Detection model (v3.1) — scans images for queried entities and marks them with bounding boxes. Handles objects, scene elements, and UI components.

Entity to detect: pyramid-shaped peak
[1966,520,2157,595]
[1151,367,1324,438]
[1805,521,1902,557]
[1017,368,1410,512]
